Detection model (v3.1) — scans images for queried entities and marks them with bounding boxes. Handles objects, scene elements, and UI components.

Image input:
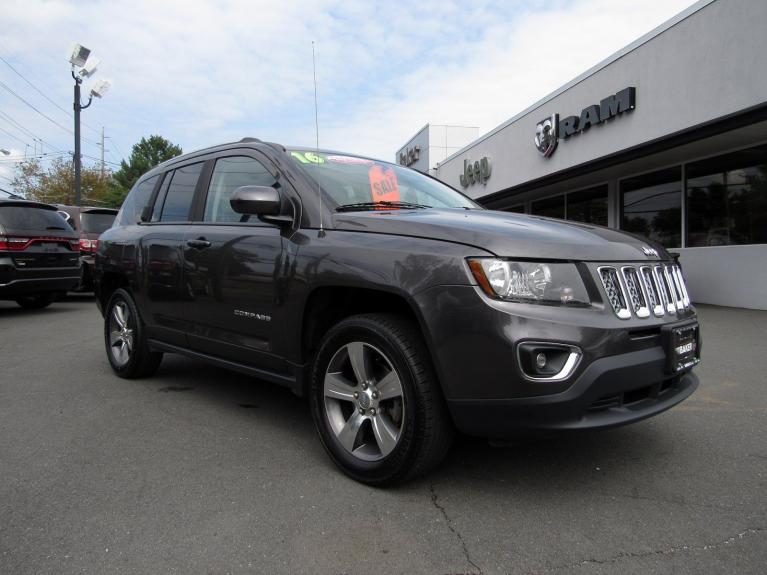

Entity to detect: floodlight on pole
[69,43,111,206]
[79,57,100,78]
[68,44,91,67]
[0,149,10,156]
[90,79,111,98]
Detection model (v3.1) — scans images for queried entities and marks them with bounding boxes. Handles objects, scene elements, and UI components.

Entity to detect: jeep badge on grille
[642,246,659,257]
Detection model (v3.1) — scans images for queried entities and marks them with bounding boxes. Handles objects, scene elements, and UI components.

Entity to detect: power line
[0,78,100,147]
[0,52,100,136]
[0,78,74,136]
[105,136,126,161]
[82,153,120,168]
[0,110,67,154]
[0,109,38,141]
[0,125,30,147]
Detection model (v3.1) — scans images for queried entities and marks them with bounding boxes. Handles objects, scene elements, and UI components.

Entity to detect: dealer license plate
[663,321,700,374]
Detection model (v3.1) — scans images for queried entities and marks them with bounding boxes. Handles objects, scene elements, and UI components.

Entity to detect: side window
[160,162,204,222]
[115,175,159,225]
[203,156,277,223]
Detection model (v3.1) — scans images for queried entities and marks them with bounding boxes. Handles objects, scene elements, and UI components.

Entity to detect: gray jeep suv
[94,138,700,485]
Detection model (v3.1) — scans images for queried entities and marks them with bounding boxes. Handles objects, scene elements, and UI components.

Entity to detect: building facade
[398,0,767,310]
[395,124,479,176]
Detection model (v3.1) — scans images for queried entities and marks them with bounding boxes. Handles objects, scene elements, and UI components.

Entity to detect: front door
[183,155,288,373]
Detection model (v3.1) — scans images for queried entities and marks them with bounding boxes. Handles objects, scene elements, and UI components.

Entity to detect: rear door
[182,153,289,372]
[138,162,204,346]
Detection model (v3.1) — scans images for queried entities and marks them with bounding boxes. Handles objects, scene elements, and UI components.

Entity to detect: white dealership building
[396,0,767,310]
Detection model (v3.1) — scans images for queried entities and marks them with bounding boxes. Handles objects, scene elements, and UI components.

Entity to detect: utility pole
[72,71,92,206]
[100,126,105,178]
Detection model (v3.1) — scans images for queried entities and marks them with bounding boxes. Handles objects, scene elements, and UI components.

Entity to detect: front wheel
[104,288,163,378]
[310,314,453,485]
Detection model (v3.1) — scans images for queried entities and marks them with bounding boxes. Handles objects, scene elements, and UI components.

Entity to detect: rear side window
[116,175,159,226]
[0,205,71,232]
[203,156,277,223]
[160,163,203,222]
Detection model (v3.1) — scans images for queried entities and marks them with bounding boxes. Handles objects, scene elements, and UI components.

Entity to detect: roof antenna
[312,41,324,236]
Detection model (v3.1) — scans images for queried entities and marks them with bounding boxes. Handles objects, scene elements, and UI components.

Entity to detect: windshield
[288,150,480,210]
[80,212,116,234]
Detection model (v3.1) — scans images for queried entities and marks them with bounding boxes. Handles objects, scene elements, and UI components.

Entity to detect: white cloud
[0,0,698,179]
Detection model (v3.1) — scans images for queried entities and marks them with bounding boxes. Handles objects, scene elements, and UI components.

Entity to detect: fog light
[517,342,582,382]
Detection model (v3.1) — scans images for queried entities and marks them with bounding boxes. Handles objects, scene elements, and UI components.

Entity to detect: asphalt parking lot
[0,296,765,575]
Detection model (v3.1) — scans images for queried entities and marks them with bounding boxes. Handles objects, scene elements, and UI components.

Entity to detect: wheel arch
[298,285,444,397]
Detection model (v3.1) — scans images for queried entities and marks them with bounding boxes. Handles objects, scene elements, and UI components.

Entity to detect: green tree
[112,135,182,199]
[11,157,113,206]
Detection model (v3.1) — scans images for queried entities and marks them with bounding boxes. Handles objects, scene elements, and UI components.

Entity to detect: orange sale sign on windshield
[368,165,400,203]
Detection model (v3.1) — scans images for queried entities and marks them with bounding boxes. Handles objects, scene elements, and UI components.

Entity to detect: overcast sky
[0,0,698,189]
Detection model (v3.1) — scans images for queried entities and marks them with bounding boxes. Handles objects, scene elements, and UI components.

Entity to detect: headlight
[468,258,590,305]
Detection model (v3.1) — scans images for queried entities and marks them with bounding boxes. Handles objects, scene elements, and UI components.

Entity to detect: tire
[15,293,55,309]
[104,288,163,378]
[310,313,453,485]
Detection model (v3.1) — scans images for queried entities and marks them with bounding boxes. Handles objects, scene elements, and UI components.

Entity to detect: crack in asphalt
[429,483,483,575]
[527,527,766,574]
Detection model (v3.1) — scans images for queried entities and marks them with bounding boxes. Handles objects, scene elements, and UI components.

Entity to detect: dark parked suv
[55,205,118,290]
[0,199,81,308]
[94,138,700,484]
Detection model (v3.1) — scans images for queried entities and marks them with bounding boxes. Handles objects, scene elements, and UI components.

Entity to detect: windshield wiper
[335,200,431,212]
[46,226,67,230]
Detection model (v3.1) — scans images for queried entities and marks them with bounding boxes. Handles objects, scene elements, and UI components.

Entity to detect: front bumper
[447,347,698,435]
[414,284,700,436]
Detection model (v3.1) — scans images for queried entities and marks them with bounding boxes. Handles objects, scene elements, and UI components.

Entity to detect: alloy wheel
[108,300,134,367]
[323,341,405,461]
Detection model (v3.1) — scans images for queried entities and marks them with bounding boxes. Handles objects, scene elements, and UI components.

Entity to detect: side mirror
[230,185,282,216]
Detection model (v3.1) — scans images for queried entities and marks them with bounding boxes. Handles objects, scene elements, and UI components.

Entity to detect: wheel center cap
[358,392,371,410]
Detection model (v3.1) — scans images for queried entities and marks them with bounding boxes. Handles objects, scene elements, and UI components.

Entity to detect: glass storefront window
[531,195,565,219]
[620,167,682,248]
[506,204,526,214]
[567,185,608,226]
[686,144,767,247]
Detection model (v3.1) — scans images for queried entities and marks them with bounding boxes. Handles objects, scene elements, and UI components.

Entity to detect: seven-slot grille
[598,264,690,319]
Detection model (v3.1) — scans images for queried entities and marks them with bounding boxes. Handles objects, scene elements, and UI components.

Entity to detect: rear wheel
[310,313,453,485]
[15,293,55,309]
[104,288,163,378]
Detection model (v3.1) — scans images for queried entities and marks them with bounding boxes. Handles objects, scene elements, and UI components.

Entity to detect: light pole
[69,44,110,206]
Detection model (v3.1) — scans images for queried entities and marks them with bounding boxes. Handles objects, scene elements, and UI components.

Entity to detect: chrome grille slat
[620,266,650,318]
[664,265,684,312]
[597,267,631,319]
[655,265,677,314]
[672,265,691,308]
[640,266,664,317]
[598,262,691,319]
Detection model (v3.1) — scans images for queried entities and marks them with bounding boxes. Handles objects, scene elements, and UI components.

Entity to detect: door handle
[186,238,212,249]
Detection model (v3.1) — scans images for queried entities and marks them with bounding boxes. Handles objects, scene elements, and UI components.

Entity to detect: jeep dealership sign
[459,157,491,187]
[535,87,636,157]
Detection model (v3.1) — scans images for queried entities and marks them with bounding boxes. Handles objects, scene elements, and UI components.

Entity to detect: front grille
[597,263,691,320]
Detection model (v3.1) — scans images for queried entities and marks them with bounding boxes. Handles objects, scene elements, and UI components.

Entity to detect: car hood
[332,208,671,261]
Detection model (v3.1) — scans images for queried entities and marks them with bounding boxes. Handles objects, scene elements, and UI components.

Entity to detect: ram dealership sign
[459,157,491,187]
[535,87,636,157]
